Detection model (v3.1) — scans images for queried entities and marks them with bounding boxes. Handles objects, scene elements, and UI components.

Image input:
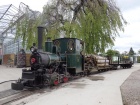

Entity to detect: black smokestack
[37,26,44,51]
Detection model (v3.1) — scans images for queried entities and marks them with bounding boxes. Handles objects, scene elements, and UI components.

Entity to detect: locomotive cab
[53,38,85,75]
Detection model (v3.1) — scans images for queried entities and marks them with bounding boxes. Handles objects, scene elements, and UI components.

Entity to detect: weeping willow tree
[15,0,127,53]
[15,10,42,49]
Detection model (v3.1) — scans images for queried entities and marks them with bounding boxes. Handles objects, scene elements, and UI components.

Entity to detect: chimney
[37,26,44,51]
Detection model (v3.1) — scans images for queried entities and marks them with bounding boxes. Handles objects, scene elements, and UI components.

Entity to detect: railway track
[0,81,71,105]
[0,88,48,105]
[0,89,20,100]
[0,90,33,105]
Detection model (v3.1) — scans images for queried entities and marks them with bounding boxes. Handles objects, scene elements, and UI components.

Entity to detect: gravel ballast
[121,69,140,105]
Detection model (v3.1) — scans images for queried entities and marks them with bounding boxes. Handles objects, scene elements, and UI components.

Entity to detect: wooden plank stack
[26,53,31,67]
[2,53,31,67]
[17,53,26,68]
[93,55,110,67]
[85,54,110,67]
[3,54,15,67]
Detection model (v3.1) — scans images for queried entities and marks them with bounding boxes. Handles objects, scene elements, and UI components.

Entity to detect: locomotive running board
[11,83,24,90]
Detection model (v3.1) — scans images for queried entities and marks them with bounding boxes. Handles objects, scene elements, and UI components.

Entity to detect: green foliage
[15,12,41,49]
[48,0,126,53]
[137,56,140,63]
[106,49,120,57]
[15,0,127,52]
[129,47,135,56]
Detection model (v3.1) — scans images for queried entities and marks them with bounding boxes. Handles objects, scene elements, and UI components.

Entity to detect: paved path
[25,64,140,105]
[0,64,140,105]
[0,65,22,91]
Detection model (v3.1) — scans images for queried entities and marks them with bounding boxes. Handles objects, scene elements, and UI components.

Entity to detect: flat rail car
[109,56,133,68]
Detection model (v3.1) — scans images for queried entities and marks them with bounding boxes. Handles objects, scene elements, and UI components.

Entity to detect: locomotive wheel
[54,80,59,86]
[63,77,68,83]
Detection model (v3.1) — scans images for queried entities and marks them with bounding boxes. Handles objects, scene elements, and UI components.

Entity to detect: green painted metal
[48,53,60,65]
[53,38,83,54]
[53,38,75,54]
[67,54,82,73]
[45,41,53,53]
[60,54,66,62]
[52,38,84,74]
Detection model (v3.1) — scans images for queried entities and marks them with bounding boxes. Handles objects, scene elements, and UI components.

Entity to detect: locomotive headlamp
[30,46,37,53]
[30,47,35,52]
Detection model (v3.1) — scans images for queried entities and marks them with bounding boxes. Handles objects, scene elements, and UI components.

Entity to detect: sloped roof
[0,3,26,42]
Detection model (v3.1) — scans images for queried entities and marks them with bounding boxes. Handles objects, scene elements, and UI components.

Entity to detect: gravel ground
[121,69,140,105]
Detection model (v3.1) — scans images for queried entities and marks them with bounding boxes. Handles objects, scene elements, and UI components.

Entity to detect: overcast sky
[0,0,140,53]
[114,0,140,53]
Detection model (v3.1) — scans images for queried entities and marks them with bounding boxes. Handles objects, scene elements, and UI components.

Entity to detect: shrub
[137,56,140,63]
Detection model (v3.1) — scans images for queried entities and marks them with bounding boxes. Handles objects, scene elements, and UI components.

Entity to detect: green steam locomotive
[11,27,133,90]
